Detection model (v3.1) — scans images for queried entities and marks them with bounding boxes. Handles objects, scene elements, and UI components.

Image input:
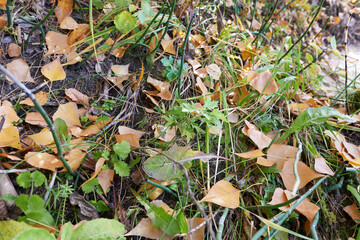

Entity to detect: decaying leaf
[205,64,221,80]
[69,192,99,220]
[201,180,240,208]
[125,218,172,240]
[242,120,271,150]
[248,70,278,94]
[6,59,34,83]
[81,158,105,187]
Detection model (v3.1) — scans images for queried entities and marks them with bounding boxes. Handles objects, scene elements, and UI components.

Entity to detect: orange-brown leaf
[6,59,34,83]
[7,43,21,57]
[200,180,240,208]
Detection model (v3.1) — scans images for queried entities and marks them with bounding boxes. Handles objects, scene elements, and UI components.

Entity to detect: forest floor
[1,0,360,239]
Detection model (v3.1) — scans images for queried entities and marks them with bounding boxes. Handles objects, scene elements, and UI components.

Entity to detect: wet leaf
[6,59,34,83]
[200,180,240,208]
[41,59,66,81]
[69,193,99,220]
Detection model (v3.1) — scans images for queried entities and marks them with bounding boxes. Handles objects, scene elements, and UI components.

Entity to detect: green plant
[163,97,227,142]
[161,56,188,82]
[16,171,46,190]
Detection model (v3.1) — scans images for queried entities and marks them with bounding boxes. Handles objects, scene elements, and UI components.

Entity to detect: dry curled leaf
[97,169,114,195]
[242,120,272,150]
[160,33,176,55]
[147,76,172,100]
[54,0,73,23]
[68,24,90,45]
[314,157,334,176]
[60,16,79,30]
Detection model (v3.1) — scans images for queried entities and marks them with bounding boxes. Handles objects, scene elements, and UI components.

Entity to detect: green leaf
[71,218,126,240]
[113,141,131,159]
[114,11,136,33]
[89,200,110,212]
[81,178,99,194]
[176,210,188,233]
[141,0,152,17]
[1,194,17,202]
[31,171,45,187]
[60,222,73,240]
[114,161,130,177]
[0,220,55,240]
[54,118,69,143]
[143,146,205,180]
[16,172,31,188]
[130,188,181,236]
[330,36,337,50]
[92,0,103,9]
[278,106,356,143]
[116,0,131,8]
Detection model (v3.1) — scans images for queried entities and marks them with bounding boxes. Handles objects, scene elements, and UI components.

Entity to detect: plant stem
[292,133,303,195]
[6,0,12,27]
[216,208,229,240]
[310,211,320,240]
[0,64,74,176]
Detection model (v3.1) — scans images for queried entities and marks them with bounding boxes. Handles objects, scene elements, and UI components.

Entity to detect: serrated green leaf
[278,106,356,143]
[114,11,136,33]
[31,171,45,187]
[71,218,126,240]
[113,141,131,159]
[114,161,130,177]
[81,178,99,194]
[130,188,181,236]
[16,172,31,188]
[143,146,205,180]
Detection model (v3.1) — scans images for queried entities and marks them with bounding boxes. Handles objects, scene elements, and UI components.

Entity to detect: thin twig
[0,168,36,174]
[44,171,57,205]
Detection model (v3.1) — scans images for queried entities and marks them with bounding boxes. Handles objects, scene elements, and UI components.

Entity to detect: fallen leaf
[112,44,129,58]
[46,31,71,55]
[242,120,272,150]
[41,58,66,81]
[115,134,140,150]
[69,193,99,220]
[25,112,48,127]
[53,102,81,127]
[280,158,324,191]
[234,149,264,158]
[6,59,35,83]
[0,0,6,8]
[65,88,89,106]
[147,76,172,100]
[28,128,54,146]
[124,218,172,240]
[344,202,360,223]
[25,152,63,172]
[248,70,278,94]
[70,117,112,137]
[153,124,175,142]
[184,218,205,240]
[97,169,115,195]
[289,103,309,115]
[7,43,21,57]
[0,126,21,149]
[66,47,82,65]
[54,0,73,23]
[200,180,240,208]
[205,64,221,80]
[160,33,176,55]
[118,126,146,138]
[63,149,87,172]
[68,24,90,45]
[0,105,20,128]
[60,16,79,30]
[266,144,298,170]
[20,91,48,106]
[314,157,334,176]
[188,58,201,70]
[108,64,131,88]
[81,158,105,186]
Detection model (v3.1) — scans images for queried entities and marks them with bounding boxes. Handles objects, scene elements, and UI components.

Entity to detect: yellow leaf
[200,180,240,208]
[0,126,21,149]
[53,102,81,127]
[41,59,66,81]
